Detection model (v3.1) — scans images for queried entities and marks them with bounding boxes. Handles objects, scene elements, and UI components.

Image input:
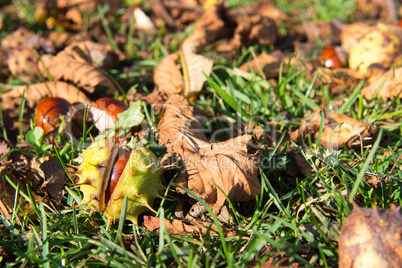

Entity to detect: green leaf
[25,126,44,147]
[116,101,145,129]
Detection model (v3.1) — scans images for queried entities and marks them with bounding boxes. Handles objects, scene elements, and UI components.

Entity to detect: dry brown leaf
[143,215,236,236]
[153,53,184,97]
[180,50,213,100]
[158,94,261,214]
[59,40,124,69]
[5,46,40,82]
[0,27,55,54]
[338,204,402,268]
[39,53,118,94]
[32,157,66,201]
[362,67,402,99]
[292,109,378,149]
[179,4,227,99]
[0,81,91,110]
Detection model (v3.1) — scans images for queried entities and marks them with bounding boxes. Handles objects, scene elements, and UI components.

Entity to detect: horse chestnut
[91,97,127,133]
[76,139,164,226]
[320,46,344,69]
[105,149,131,204]
[35,97,70,134]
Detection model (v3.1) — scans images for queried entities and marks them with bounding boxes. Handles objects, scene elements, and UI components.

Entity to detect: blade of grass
[350,128,383,200]
[98,5,120,53]
[40,203,50,268]
[315,110,325,148]
[115,196,128,243]
[338,81,364,114]
[206,75,255,123]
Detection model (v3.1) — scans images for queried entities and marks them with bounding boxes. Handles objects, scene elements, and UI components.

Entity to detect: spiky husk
[75,139,164,226]
[76,139,118,211]
[104,147,164,225]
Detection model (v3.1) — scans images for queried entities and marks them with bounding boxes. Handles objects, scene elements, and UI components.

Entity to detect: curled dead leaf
[178,4,227,99]
[339,204,402,268]
[158,94,261,214]
[59,40,124,69]
[0,81,91,110]
[39,53,118,94]
[292,109,378,149]
[153,53,184,97]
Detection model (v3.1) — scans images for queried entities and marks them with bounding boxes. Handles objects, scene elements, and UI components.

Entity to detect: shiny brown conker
[320,46,344,69]
[93,98,127,121]
[105,150,131,203]
[35,97,70,134]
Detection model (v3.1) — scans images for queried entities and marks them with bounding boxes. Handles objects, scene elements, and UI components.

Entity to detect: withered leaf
[153,53,184,97]
[59,40,124,69]
[0,27,55,54]
[0,81,91,110]
[362,67,402,99]
[178,4,226,99]
[339,204,402,268]
[158,94,261,214]
[143,215,236,237]
[39,53,118,94]
[31,157,67,201]
[292,109,378,149]
[6,46,40,82]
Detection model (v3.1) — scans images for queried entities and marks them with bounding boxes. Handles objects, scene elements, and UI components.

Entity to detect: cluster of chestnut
[35,96,128,136]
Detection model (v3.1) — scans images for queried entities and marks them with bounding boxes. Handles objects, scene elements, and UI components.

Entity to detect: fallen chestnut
[35,97,70,134]
[91,97,127,133]
[320,46,344,69]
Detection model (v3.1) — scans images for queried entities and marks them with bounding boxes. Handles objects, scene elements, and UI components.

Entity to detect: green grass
[1,0,402,267]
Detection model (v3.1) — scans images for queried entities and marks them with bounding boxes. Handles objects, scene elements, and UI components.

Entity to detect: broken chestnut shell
[35,97,70,134]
